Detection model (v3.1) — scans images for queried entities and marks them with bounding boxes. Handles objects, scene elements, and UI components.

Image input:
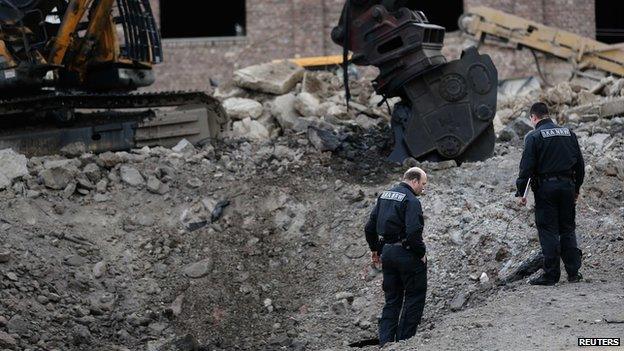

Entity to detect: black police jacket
[364,182,426,258]
[516,118,585,196]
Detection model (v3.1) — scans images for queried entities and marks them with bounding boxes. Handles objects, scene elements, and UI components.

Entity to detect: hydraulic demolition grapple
[332,0,498,163]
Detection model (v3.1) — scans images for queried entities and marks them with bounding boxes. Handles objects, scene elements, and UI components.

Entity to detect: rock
[307,127,341,152]
[7,314,30,335]
[428,160,457,171]
[586,133,611,150]
[97,151,122,168]
[5,272,18,281]
[167,294,184,317]
[271,93,300,130]
[302,71,327,95]
[172,139,196,155]
[0,149,28,188]
[96,179,108,193]
[354,114,382,129]
[479,272,490,284]
[223,97,263,120]
[72,324,92,345]
[0,250,10,263]
[499,251,543,284]
[39,161,79,189]
[499,118,534,142]
[0,173,9,190]
[213,80,246,100]
[291,116,334,133]
[450,292,468,311]
[183,259,213,278]
[543,82,575,105]
[0,315,7,327]
[186,178,203,188]
[233,61,304,94]
[495,108,515,125]
[119,165,145,187]
[146,176,169,194]
[0,331,17,349]
[294,92,320,116]
[93,261,107,279]
[60,142,87,157]
[174,334,200,351]
[232,117,271,140]
[63,182,77,198]
[325,103,349,120]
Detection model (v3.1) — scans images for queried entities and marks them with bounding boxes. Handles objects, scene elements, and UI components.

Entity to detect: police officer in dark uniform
[516,102,585,286]
[365,167,428,346]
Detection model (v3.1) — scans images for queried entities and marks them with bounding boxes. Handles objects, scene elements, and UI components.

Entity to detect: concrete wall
[148,0,596,92]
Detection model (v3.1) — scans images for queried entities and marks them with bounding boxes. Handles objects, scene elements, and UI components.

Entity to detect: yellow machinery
[460,6,624,77]
[0,0,226,155]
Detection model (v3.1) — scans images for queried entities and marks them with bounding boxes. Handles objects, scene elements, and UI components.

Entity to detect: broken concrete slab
[232,118,271,140]
[294,92,321,117]
[223,97,264,120]
[233,61,304,95]
[271,93,300,130]
[119,165,145,187]
[39,162,79,190]
[0,148,28,186]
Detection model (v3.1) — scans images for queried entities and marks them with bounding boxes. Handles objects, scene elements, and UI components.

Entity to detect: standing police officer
[365,167,428,346]
[516,102,585,286]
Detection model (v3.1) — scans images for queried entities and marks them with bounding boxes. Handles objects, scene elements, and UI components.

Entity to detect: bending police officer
[365,167,428,346]
[516,102,585,285]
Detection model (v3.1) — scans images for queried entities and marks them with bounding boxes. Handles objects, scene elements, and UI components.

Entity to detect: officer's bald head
[403,167,427,195]
[403,167,425,182]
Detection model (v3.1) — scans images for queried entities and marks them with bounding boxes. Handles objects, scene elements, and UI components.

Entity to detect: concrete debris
[271,93,300,131]
[0,250,10,263]
[0,149,28,189]
[294,92,321,117]
[450,292,468,312]
[232,117,271,140]
[307,127,341,152]
[171,139,196,156]
[223,97,264,120]
[233,60,304,95]
[120,165,145,187]
[213,80,247,100]
[183,259,213,278]
[39,161,79,190]
[60,142,87,157]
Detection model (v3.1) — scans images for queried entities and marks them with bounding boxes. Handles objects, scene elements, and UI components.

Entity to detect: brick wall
[148,0,596,92]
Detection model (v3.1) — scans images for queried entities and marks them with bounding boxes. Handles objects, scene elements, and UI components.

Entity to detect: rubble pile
[215,61,392,145]
[0,62,623,351]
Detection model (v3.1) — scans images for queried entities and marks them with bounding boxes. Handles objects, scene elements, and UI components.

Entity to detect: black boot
[568,272,583,283]
[529,275,557,286]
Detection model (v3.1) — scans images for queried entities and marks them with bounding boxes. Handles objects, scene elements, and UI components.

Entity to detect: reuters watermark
[578,338,621,347]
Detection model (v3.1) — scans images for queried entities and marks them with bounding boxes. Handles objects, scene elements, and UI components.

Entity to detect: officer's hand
[516,197,527,206]
[371,251,380,266]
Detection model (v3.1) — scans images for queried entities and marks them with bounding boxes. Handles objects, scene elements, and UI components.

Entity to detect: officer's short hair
[530,102,549,119]
[403,167,424,182]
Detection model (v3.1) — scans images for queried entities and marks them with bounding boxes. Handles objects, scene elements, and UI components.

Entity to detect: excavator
[0,0,497,163]
[0,0,226,156]
[333,0,498,163]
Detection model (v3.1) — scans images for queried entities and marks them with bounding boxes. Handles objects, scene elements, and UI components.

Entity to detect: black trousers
[534,179,582,281]
[379,244,427,346]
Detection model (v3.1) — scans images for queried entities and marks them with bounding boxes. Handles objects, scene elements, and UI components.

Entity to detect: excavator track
[0,91,227,156]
